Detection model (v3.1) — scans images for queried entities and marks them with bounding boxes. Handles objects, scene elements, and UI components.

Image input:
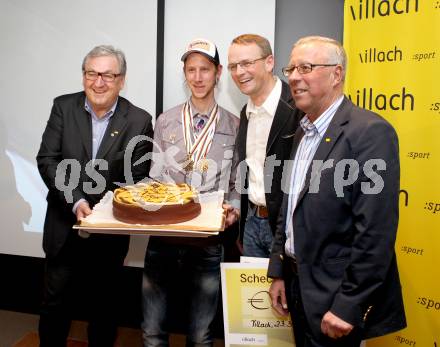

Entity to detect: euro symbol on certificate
[247,290,271,310]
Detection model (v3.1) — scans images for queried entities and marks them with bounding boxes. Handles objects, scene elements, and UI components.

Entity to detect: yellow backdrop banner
[343,1,440,346]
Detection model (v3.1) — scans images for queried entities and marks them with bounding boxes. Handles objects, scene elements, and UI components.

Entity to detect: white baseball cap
[181,38,220,65]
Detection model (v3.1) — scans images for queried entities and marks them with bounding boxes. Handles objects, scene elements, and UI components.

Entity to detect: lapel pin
[110,130,119,137]
[170,134,176,144]
[325,137,331,142]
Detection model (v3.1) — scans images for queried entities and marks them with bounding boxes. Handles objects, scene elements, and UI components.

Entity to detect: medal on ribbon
[181,101,219,173]
[183,154,195,173]
[198,158,209,173]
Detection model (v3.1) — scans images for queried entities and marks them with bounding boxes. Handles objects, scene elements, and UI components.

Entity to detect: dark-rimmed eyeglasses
[227,56,268,72]
[83,71,122,82]
[281,63,338,77]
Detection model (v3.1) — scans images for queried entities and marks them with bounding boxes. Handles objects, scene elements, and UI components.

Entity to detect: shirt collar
[85,97,118,121]
[246,76,282,119]
[300,95,344,137]
[189,98,215,118]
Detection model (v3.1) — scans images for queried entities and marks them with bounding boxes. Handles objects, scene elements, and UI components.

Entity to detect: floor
[0,310,224,347]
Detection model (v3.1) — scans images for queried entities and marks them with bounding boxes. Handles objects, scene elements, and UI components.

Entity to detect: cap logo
[182,38,219,65]
[189,41,211,51]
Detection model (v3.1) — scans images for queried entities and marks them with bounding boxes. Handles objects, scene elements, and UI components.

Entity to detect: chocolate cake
[113,182,201,225]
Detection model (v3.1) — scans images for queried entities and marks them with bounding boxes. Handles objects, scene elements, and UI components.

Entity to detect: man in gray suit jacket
[268,36,406,347]
[37,45,153,347]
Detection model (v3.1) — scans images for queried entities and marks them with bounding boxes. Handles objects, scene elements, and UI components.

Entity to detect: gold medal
[181,101,219,175]
[198,159,209,173]
[183,154,194,172]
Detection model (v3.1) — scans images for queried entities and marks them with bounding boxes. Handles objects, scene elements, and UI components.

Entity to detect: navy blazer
[37,92,153,258]
[268,97,406,339]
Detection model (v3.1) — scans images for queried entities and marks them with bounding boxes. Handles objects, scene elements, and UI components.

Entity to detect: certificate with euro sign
[220,262,295,347]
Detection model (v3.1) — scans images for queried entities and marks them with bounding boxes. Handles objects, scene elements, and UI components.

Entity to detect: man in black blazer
[268,36,406,346]
[36,45,153,347]
[227,34,301,257]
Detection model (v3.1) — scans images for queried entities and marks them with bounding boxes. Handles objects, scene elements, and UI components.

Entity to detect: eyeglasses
[227,56,267,72]
[84,71,122,82]
[281,63,338,77]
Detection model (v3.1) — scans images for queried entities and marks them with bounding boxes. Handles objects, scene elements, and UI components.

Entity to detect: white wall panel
[163,0,276,116]
[0,0,157,258]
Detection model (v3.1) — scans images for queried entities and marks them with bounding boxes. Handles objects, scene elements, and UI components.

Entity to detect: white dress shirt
[245,77,282,206]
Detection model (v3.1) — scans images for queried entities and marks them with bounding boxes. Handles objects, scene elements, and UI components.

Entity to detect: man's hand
[223,204,240,228]
[75,201,92,221]
[269,278,289,317]
[321,311,354,339]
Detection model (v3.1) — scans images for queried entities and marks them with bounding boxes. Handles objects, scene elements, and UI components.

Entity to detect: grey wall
[274,0,344,77]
